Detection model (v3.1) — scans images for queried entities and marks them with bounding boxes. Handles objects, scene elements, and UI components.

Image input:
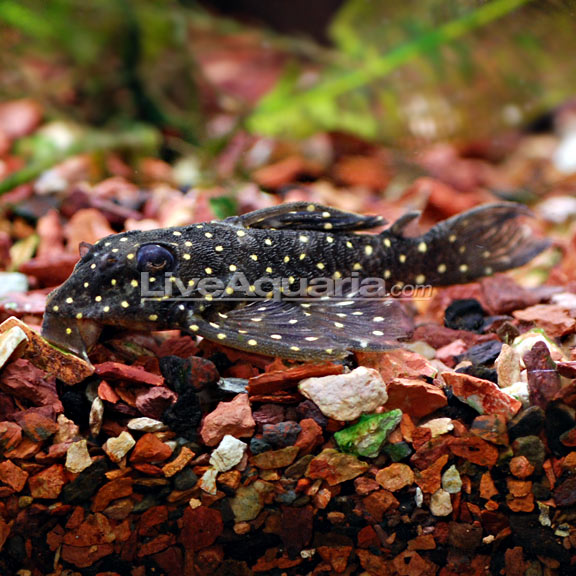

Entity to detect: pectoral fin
[188,295,412,360]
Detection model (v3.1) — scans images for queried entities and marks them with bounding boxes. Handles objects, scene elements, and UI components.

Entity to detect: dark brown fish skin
[41,202,549,362]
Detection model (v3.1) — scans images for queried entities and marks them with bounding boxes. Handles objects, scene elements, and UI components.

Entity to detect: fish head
[41,228,196,360]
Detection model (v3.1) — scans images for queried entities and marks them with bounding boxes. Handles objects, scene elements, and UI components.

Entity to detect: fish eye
[137,244,176,272]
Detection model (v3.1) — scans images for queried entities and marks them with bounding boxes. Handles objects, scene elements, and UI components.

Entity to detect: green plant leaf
[209,196,238,219]
[247,0,541,141]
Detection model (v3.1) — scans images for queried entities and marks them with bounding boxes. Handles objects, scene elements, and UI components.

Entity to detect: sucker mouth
[41,313,103,363]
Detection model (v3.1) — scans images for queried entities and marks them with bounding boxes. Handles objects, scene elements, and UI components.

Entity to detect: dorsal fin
[224,202,386,232]
[388,211,422,237]
[79,241,93,258]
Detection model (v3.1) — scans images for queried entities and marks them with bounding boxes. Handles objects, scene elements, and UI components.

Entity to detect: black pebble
[206,351,233,374]
[456,365,498,384]
[159,355,192,393]
[60,384,92,429]
[262,421,302,448]
[296,400,328,428]
[160,355,219,393]
[444,299,486,332]
[250,436,272,455]
[456,340,503,366]
[173,468,198,491]
[545,401,575,457]
[163,389,202,440]
[508,405,545,441]
[61,460,108,505]
[512,435,546,475]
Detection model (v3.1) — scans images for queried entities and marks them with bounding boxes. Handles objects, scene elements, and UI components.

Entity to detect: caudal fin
[386,203,550,287]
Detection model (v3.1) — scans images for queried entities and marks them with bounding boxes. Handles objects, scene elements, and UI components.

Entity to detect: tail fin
[385,203,550,287]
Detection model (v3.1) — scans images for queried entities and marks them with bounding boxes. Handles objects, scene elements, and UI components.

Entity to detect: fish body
[41,202,549,361]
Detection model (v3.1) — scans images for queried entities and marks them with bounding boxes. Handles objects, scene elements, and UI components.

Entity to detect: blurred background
[0,0,575,231]
[2,0,575,142]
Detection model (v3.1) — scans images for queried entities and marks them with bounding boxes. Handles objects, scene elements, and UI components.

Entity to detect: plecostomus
[41,202,548,361]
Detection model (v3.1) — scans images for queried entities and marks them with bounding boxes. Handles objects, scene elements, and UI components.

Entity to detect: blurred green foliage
[248,0,576,143]
[0,123,160,195]
[0,0,202,143]
[1,0,575,150]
